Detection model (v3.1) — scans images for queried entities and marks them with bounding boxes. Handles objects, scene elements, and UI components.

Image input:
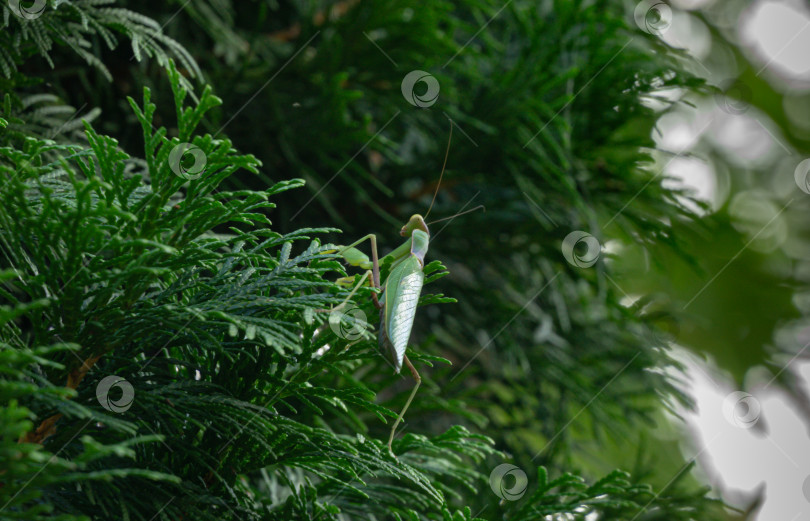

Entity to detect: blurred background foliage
[615,0,810,429]
[3,0,807,519]
[616,1,810,516]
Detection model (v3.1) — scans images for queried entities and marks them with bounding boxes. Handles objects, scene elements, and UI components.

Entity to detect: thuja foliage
[1,1,726,520]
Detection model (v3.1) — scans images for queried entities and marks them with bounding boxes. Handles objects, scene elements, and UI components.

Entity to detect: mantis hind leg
[388,355,421,454]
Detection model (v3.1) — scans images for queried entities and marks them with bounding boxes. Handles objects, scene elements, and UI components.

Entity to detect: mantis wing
[381,254,424,373]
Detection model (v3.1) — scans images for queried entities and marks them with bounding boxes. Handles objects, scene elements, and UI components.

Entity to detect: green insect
[327,128,481,454]
[332,214,429,454]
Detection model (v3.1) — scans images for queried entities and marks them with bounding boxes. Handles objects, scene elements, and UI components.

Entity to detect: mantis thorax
[400,214,429,265]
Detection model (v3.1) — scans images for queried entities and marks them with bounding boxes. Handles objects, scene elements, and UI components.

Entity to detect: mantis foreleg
[336,234,382,308]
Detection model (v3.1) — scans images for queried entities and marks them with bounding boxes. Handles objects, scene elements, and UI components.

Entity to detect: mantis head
[401,214,429,237]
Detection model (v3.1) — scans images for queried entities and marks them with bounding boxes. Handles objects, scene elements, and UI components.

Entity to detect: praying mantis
[332,214,429,454]
[326,127,481,454]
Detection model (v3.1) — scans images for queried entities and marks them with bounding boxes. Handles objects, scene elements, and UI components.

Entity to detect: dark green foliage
[1,1,727,520]
[0,62,500,519]
[0,1,199,81]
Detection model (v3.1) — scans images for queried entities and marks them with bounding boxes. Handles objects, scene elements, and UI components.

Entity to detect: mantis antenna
[424,123,453,220]
[425,205,485,226]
